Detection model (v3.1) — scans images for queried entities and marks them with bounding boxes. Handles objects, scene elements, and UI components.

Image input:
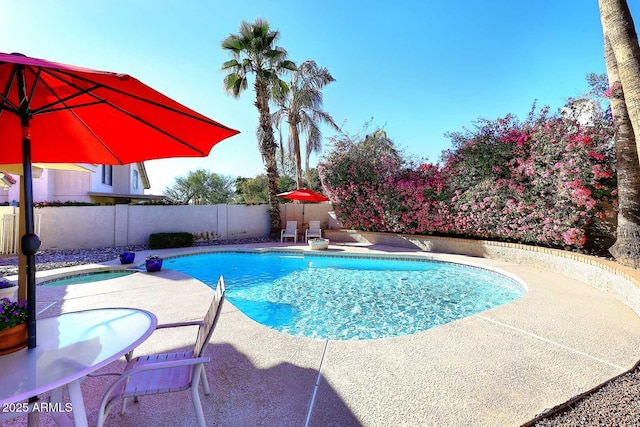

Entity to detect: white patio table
[0,308,157,427]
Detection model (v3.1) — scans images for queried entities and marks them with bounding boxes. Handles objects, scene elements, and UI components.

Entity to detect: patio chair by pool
[96,276,226,427]
[305,220,322,242]
[280,220,298,243]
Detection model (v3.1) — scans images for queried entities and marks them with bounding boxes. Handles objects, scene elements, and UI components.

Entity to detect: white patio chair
[280,220,298,243]
[96,276,226,427]
[305,220,322,242]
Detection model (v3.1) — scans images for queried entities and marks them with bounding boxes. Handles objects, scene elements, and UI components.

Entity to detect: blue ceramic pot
[119,252,135,264]
[145,258,163,272]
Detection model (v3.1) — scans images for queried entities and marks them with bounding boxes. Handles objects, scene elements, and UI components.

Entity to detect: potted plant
[0,278,17,301]
[119,249,136,264]
[145,255,163,272]
[0,297,28,355]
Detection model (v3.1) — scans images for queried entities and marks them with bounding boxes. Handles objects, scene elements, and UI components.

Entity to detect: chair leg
[201,368,211,395]
[192,364,206,427]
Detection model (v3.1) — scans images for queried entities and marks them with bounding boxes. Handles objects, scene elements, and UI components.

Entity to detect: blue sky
[2,1,636,194]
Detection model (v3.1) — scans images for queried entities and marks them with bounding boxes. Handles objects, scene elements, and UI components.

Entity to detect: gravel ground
[525,362,640,426]
[2,238,638,425]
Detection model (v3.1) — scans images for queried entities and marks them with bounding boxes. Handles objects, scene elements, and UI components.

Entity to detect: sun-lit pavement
[5,242,640,426]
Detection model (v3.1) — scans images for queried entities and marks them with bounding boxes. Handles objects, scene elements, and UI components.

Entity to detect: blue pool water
[41,271,134,286]
[164,251,526,340]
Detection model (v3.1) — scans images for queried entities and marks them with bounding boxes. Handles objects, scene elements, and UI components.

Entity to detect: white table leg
[66,380,88,427]
[48,387,73,427]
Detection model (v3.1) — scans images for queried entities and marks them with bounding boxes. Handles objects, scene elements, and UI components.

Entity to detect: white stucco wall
[33,204,275,250]
[0,203,335,252]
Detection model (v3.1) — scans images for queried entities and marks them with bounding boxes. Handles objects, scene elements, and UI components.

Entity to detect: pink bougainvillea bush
[442,106,616,249]
[318,133,404,232]
[319,106,616,251]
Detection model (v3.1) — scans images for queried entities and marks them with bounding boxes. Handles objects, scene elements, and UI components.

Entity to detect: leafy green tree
[304,168,322,192]
[235,173,297,204]
[164,169,235,205]
[277,174,297,194]
[235,175,269,204]
[273,60,339,188]
[221,19,296,236]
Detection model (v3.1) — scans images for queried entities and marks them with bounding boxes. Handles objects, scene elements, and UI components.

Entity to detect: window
[102,165,113,186]
[133,170,139,190]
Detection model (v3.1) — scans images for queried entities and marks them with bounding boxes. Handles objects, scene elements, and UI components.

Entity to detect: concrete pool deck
[6,241,640,426]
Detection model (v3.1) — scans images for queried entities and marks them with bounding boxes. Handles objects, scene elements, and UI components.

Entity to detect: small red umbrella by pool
[276,188,329,203]
[0,52,239,348]
[277,188,329,230]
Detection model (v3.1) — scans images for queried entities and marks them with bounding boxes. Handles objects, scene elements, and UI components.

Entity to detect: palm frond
[221,59,240,72]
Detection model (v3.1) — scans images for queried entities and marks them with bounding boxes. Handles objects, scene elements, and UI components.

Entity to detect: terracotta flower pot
[145,259,163,272]
[0,323,28,355]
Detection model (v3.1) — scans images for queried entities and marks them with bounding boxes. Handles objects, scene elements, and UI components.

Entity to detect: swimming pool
[41,271,134,286]
[165,251,526,340]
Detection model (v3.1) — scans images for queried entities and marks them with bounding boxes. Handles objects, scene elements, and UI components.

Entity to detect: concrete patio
[5,242,640,426]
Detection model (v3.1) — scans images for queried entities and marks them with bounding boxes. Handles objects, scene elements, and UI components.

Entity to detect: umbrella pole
[21,138,39,349]
[17,66,41,349]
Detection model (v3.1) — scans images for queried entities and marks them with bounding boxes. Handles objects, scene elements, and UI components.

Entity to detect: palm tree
[602,33,640,267]
[221,18,296,236]
[273,60,338,189]
[599,0,640,161]
[599,1,640,267]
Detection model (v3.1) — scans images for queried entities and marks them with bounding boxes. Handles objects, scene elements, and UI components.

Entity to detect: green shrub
[149,232,194,249]
[34,201,99,207]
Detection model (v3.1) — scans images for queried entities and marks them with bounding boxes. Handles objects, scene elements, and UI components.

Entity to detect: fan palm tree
[273,60,338,188]
[599,0,640,161]
[601,36,640,267]
[599,0,640,267]
[221,18,296,235]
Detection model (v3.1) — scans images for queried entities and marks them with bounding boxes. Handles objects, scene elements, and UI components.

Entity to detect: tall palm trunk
[603,35,640,267]
[599,0,640,161]
[255,80,281,236]
[289,119,304,188]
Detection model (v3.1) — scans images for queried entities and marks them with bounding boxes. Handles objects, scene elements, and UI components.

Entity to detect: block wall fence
[0,203,334,251]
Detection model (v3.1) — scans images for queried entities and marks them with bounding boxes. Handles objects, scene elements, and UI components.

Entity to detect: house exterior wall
[129,164,143,194]
[90,164,144,196]
[53,167,95,202]
[2,171,58,204]
[112,165,129,194]
[0,163,146,205]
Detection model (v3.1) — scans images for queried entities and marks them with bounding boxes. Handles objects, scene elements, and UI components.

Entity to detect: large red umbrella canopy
[277,188,329,202]
[0,52,239,348]
[0,52,239,164]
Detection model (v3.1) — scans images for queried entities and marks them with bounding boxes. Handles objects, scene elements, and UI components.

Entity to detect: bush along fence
[319,106,617,252]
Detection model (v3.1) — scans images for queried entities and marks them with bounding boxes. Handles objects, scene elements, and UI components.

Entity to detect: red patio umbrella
[277,188,329,229]
[276,188,329,203]
[0,52,239,348]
